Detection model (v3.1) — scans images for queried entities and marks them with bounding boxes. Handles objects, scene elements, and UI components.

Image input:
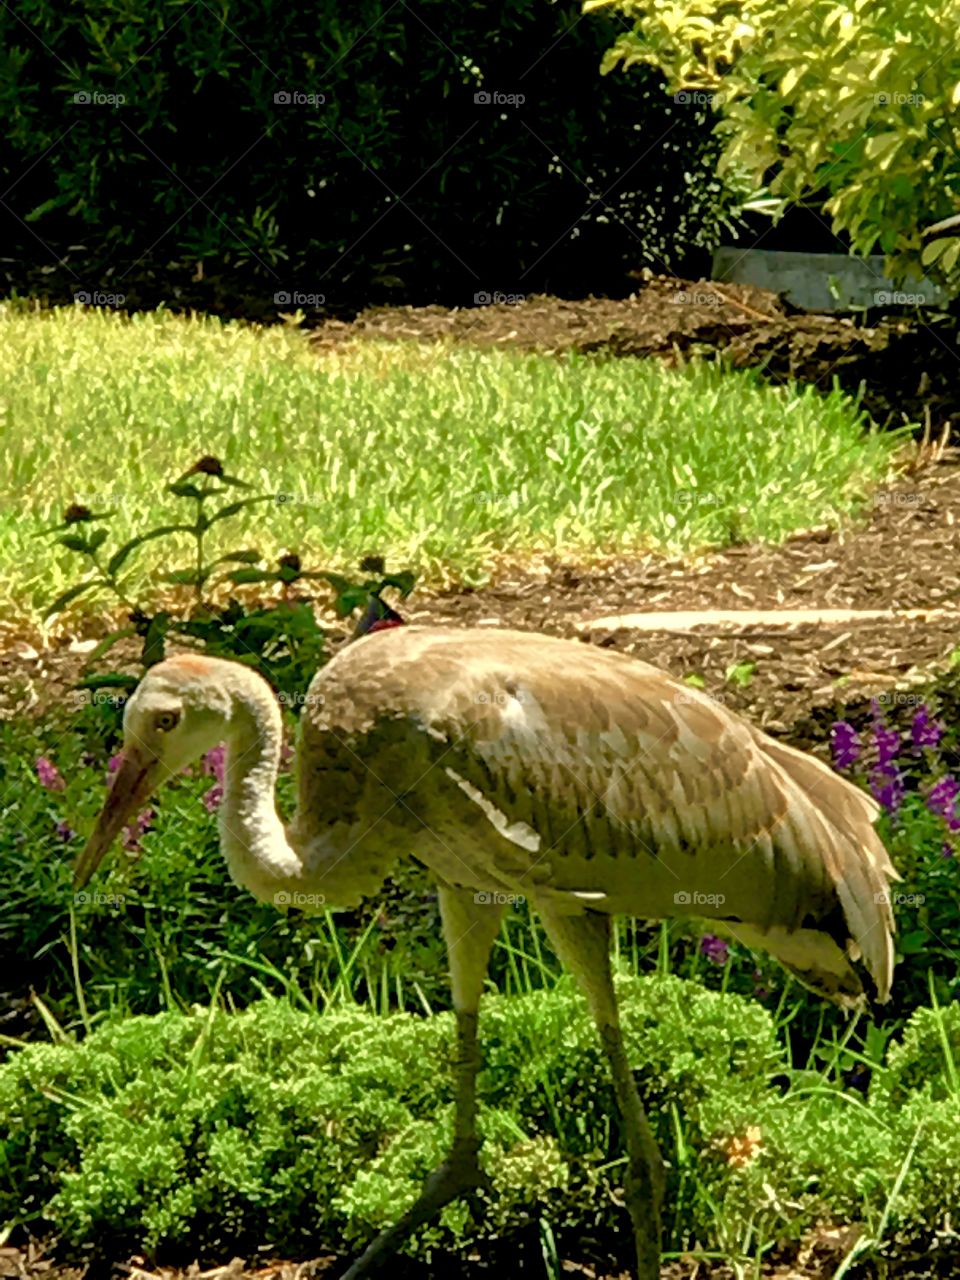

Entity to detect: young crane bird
[76,626,897,1280]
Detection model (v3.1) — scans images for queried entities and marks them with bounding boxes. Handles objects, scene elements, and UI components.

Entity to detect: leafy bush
[0,1,736,304]
[0,977,785,1263]
[41,454,413,705]
[4,979,960,1270]
[590,0,960,293]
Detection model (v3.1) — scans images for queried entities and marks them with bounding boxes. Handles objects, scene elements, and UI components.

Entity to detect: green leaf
[379,571,416,596]
[309,571,353,593]
[215,549,262,565]
[334,586,371,616]
[205,496,272,525]
[57,534,92,553]
[143,613,170,667]
[168,481,206,500]
[43,579,101,619]
[725,661,756,688]
[898,930,930,956]
[163,569,201,585]
[76,671,140,691]
[228,568,276,584]
[921,237,954,267]
[107,525,192,576]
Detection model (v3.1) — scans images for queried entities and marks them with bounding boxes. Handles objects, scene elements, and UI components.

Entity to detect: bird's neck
[218,676,304,903]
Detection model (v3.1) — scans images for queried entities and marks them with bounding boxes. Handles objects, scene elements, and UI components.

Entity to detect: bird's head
[75,654,235,888]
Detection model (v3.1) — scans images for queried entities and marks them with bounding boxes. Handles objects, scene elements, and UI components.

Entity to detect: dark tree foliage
[0,0,736,310]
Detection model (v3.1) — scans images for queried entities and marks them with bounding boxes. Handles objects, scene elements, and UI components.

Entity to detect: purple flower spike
[869,711,900,767]
[55,820,75,842]
[943,842,955,859]
[927,775,960,820]
[36,756,66,792]
[911,705,944,752]
[203,745,226,786]
[870,762,904,814]
[203,784,224,812]
[831,722,861,770]
[700,934,729,965]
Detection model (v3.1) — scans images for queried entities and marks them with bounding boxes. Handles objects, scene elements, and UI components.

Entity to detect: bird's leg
[338,884,506,1280]
[538,907,665,1280]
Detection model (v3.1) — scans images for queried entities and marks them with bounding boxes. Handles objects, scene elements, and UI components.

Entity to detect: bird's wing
[403,637,896,1001]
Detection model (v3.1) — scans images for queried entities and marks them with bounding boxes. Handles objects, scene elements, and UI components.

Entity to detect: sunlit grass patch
[0,304,903,629]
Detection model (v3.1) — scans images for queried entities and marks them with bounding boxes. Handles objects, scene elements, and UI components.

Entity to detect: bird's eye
[156,710,180,732]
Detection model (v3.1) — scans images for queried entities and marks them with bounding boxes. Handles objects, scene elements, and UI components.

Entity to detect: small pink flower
[108,753,124,776]
[122,808,154,852]
[203,784,224,812]
[203,745,226,786]
[36,756,66,792]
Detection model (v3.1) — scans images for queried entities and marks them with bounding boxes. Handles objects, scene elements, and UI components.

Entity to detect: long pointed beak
[74,749,158,888]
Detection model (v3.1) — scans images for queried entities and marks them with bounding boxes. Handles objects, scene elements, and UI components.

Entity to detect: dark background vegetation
[0,0,740,315]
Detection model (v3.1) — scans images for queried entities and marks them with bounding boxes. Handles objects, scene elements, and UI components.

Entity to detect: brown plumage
[298,626,896,1005]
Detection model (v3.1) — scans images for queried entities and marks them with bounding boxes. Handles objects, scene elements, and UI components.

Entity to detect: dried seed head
[191,455,224,477]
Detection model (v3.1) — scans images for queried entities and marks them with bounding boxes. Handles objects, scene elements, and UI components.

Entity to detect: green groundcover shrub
[2,976,958,1266]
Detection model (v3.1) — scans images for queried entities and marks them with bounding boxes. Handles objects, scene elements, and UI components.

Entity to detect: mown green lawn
[0,304,902,628]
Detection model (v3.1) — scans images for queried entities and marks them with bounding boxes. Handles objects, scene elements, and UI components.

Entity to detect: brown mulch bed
[3,1227,957,1280]
[310,277,960,437]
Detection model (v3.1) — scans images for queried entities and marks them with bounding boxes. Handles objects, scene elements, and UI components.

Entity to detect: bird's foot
[337,1138,488,1280]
